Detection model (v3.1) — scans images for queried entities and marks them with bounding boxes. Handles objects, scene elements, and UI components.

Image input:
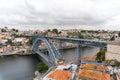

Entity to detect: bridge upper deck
[27,36,107,48]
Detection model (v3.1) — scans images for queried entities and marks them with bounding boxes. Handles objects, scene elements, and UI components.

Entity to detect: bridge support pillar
[59,40,63,56]
[75,43,82,65]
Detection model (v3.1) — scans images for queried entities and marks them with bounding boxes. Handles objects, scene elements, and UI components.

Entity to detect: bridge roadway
[28,36,107,48]
[46,36,107,48]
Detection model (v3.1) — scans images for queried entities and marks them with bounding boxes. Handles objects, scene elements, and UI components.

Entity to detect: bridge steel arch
[27,36,107,66]
[32,37,62,67]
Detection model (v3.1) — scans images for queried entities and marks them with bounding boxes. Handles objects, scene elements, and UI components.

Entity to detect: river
[0,47,99,80]
[0,55,39,80]
[63,47,99,63]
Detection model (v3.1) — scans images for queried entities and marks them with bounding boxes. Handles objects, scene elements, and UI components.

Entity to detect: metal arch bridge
[32,37,62,67]
[28,36,107,67]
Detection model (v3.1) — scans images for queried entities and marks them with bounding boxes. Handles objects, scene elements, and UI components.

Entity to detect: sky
[0,0,120,30]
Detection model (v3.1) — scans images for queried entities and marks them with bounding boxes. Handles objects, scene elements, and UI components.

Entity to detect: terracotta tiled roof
[82,56,96,61]
[79,69,110,80]
[48,69,72,80]
[82,63,108,71]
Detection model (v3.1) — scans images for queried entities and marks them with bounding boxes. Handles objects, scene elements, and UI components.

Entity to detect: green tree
[37,62,49,73]
[52,28,58,34]
[78,33,84,39]
[16,29,18,32]
[66,35,69,38]
[27,38,34,45]
[81,30,86,33]
[6,39,12,45]
[47,29,51,32]
[12,28,16,31]
[96,49,106,62]
[11,34,25,38]
[1,29,6,32]
[58,31,61,34]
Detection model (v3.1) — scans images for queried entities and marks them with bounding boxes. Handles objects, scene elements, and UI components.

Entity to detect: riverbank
[0,50,35,57]
[0,45,77,57]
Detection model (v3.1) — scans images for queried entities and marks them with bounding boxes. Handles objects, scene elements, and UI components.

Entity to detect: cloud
[0,0,120,30]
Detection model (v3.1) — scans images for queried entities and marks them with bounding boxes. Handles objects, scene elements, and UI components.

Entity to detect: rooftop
[78,69,110,80]
[81,63,108,71]
[42,63,77,80]
[44,69,72,80]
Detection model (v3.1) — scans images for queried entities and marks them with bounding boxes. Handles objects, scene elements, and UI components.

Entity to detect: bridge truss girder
[32,37,62,67]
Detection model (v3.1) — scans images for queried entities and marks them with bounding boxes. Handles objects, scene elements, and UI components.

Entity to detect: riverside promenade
[0,46,34,56]
[0,44,77,56]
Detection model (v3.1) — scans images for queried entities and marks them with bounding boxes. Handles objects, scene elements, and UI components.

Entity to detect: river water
[0,55,39,80]
[0,47,99,80]
[63,47,99,63]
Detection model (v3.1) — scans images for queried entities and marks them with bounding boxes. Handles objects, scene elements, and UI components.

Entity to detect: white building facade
[106,41,120,62]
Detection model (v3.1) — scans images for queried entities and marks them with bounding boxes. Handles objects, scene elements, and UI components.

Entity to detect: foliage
[87,30,99,33]
[66,35,69,38]
[81,30,86,33]
[58,31,61,34]
[12,34,25,38]
[52,28,58,34]
[12,28,16,31]
[96,49,106,61]
[78,33,84,39]
[12,28,18,32]
[37,62,49,73]
[27,38,34,45]
[6,39,12,45]
[16,29,18,32]
[1,29,6,32]
[84,35,92,39]
[81,30,99,33]
[47,29,51,32]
